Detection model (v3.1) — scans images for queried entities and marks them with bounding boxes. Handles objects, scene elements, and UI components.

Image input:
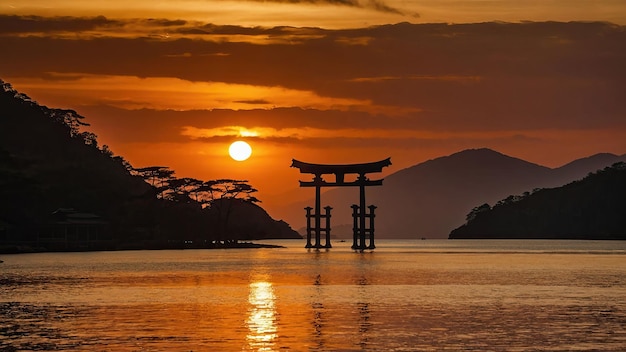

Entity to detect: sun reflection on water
[247,281,277,351]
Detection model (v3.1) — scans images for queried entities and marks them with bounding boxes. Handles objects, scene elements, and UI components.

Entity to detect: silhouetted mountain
[0,79,299,252]
[282,149,626,239]
[449,162,626,239]
[375,148,554,238]
[552,153,626,185]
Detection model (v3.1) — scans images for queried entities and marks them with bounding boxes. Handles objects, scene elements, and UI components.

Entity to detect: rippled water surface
[1,239,626,351]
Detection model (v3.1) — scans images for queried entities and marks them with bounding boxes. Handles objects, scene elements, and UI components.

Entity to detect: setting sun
[229,140,252,161]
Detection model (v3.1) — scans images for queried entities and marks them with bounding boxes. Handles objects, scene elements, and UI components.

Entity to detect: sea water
[1,239,625,351]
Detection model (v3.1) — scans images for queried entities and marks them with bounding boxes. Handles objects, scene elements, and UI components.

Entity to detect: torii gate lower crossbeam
[291,158,391,250]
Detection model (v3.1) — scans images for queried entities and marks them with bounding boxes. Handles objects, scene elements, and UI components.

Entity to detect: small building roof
[51,208,108,225]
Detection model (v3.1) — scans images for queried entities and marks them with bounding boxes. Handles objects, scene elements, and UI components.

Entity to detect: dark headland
[0,79,300,254]
[449,161,626,240]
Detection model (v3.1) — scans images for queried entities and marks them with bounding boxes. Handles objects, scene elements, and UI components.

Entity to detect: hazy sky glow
[3,1,626,28]
[1,1,625,216]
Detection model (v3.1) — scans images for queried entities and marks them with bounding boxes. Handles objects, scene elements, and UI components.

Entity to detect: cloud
[180,125,439,140]
[0,14,286,42]
[0,14,119,34]
[244,0,413,15]
[4,74,387,112]
[2,20,625,143]
[349,75,483,83]
[179,124,550,145]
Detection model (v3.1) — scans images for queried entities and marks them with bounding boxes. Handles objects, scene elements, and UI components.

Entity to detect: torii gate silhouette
[291,158,391,250]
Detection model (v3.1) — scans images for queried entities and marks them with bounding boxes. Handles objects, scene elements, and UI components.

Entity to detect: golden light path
[247,281,278,351]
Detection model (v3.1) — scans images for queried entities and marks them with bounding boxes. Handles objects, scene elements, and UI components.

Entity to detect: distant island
[449,162,626,240]
[0,79,300,254]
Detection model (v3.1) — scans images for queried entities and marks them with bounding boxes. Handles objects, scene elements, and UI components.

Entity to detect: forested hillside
[0,79,299,252]
[449,162,626,239]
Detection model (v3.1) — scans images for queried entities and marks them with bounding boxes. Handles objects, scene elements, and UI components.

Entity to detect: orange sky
[1,1,626,221]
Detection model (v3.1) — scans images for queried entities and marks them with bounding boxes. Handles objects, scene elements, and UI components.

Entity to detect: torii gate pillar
[291,158,391,250]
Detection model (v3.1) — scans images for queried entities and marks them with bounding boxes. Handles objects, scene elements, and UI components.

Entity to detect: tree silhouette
[132,166,175,199]
[465,203,491,222]
[78,131,98,148]
[209,179,260,203]
[49,108,89,137]
[199,179,260,243]
[129,170,262,242]
[166,177,205,203]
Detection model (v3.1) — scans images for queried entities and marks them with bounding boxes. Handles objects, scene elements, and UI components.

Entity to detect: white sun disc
[229,141,252,161]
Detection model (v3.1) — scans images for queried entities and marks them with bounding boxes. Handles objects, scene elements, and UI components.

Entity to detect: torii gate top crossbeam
[291,158,391,175]
[291,158,391,187]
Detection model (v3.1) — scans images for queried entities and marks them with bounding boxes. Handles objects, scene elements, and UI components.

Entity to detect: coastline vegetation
[0,79,299,254]
[450,162,626,239]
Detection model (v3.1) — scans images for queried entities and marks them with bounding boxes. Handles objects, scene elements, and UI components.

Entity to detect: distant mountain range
[278,148,626,239]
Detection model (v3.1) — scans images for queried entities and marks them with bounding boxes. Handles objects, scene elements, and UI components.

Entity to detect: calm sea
[1,239,625,351]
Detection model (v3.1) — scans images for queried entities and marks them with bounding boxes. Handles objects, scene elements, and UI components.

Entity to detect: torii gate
[291,158,391,250]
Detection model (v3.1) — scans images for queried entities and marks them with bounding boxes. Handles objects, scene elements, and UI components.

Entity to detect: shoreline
[0,241,286,255]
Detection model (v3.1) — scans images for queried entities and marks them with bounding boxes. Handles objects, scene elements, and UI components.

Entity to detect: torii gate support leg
[368,205,377,249]
[314,184,321,248]
[359,176,366,250]
[305,206,313,248]
[324,206,332,248]
[351,204,359,249]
